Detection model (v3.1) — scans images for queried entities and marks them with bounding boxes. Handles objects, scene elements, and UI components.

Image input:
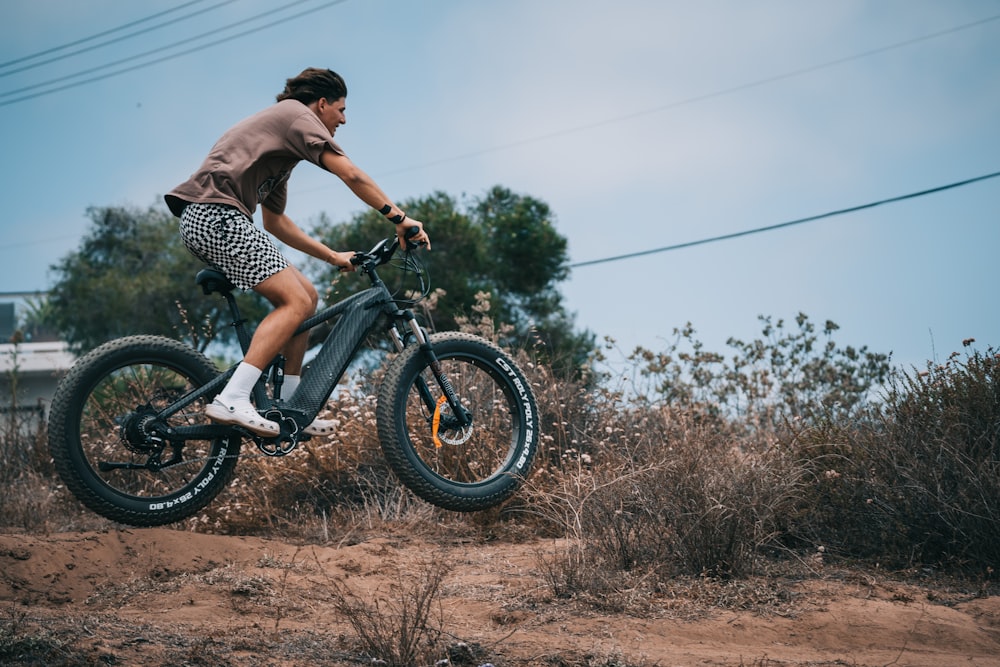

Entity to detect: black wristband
[379,204,392,215]
[389,213,406,224]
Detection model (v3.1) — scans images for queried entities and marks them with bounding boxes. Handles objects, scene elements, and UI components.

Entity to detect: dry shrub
[325,558,450,667]
[500,316,811,598]
[0,408,102,532]
[529,398,803,608]
[0,605,74,666]
[787,344,1000,571]
[876,345,1000,568]
[6,295,995,588]
[0,422,53,531]
[189,382,440,538]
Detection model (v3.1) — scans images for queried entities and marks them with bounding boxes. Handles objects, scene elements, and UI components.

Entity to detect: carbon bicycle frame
[152,256,465,450]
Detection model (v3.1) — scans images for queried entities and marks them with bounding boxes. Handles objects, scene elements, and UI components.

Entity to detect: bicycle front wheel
[377,332,539,511]
[48,335,241,526]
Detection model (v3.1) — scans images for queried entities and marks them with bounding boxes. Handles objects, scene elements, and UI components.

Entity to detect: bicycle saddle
[196,268,236,295]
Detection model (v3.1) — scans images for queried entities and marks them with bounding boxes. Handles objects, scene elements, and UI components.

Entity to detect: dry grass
[323,556,451,666]
[3,329,998,575]
[0,605,75,666]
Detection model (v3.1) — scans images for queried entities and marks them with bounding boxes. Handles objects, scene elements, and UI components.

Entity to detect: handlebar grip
[348,227,422,268]
[403,225,421,249]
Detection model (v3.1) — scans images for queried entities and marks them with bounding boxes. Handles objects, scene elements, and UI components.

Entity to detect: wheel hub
[436,411,474,445]
[119,406,164,454]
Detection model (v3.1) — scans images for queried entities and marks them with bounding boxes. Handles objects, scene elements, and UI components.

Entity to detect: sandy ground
[1,528,998,666]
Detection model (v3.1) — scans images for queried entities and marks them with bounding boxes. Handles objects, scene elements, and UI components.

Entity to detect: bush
[326,558,450,666]
[531,403,800,599]
[0,342,82,532]
[783,342,1000,572]
[4,307,996,584]
[867,344,998,568]
[629,313,890,429]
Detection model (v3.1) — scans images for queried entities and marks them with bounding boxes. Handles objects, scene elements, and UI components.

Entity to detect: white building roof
[0,341,75,375]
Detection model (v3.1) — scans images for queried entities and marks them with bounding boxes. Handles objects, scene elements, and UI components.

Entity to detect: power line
[0,0,348,107]
[0,0,241,79]
[0,0,322,99]
[0,0,312,99]
[6,169,997,257]
[0,233,83,251]
[363,12,1000,181]
[4,170,996,282]
[569,170,1000,269]
[0,0,210,69]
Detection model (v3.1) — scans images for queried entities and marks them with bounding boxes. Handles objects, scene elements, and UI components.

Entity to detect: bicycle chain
[154,431,307,469]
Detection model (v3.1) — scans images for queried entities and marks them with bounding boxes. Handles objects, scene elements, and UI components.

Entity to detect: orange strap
[431,395,448,449]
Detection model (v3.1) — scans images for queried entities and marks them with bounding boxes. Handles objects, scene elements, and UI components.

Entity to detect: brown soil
[1,529,998,666]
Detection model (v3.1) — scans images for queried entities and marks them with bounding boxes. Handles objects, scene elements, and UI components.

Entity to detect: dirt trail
[2,529,998,666]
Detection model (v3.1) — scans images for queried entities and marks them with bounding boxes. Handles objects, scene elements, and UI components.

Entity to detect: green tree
[47,205,268,354]
[474,186,594,373]
[313,187,595,375]
[46,188,596,373]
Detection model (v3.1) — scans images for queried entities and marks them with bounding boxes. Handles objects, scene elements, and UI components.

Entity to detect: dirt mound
[2,529,998,666]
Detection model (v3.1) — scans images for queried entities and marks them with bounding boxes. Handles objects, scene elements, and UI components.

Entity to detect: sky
[1,0,998,375]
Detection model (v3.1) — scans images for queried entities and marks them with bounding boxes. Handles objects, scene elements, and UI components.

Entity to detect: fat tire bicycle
[48,230,539,527]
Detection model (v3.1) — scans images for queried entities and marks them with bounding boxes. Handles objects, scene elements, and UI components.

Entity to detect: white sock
[217,362,264,406]
[282,374,301,398]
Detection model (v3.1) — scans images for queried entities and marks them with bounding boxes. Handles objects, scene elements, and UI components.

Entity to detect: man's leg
[244,266,317,372]
[207,267,316,436]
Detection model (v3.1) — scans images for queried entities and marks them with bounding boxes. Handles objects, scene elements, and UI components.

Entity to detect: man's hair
[276,68,347,104]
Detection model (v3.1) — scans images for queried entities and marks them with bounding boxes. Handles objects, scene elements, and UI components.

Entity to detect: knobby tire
[376,332,539,511]
[48,335,240,527]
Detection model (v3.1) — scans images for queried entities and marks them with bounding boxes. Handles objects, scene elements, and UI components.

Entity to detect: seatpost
[222,292,252,355]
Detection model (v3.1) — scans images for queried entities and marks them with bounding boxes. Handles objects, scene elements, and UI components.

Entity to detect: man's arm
[320,149,431,249]
[261,207,354,270]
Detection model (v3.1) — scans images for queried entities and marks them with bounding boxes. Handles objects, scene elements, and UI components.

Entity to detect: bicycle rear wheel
[48,335,240,526]
[377,332,539,511]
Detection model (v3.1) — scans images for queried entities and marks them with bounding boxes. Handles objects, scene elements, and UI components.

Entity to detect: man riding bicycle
[165,67,430,437]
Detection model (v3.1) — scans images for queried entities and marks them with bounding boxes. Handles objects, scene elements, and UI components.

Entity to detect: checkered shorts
[179,203,288,291]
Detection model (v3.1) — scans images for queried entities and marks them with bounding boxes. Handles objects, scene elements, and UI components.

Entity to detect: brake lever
[347,227,423,270]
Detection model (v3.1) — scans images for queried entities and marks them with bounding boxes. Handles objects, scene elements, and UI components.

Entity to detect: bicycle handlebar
[350,226,423,269]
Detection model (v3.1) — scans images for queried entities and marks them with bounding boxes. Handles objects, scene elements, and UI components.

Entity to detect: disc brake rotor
[432,396,474,446]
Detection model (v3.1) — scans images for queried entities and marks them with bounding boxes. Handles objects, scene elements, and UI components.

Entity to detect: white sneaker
[205,398,280,437]
[303,417,340,437]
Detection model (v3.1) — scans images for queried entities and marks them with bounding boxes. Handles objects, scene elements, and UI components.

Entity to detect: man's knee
[257,269,317,317]
[288,268,318,314]
[303,282,319,311]
[288,288,316,320]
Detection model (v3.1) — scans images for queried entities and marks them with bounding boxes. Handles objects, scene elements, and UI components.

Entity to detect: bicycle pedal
[254,434,299,457]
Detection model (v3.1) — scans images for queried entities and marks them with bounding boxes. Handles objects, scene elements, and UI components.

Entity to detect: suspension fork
[393,310,472,428]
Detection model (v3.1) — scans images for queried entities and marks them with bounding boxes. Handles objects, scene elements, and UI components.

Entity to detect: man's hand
[329,250,356,272]
[398,218,431,250]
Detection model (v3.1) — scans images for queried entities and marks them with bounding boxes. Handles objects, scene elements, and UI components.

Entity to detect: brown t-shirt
[164,99,345,218]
